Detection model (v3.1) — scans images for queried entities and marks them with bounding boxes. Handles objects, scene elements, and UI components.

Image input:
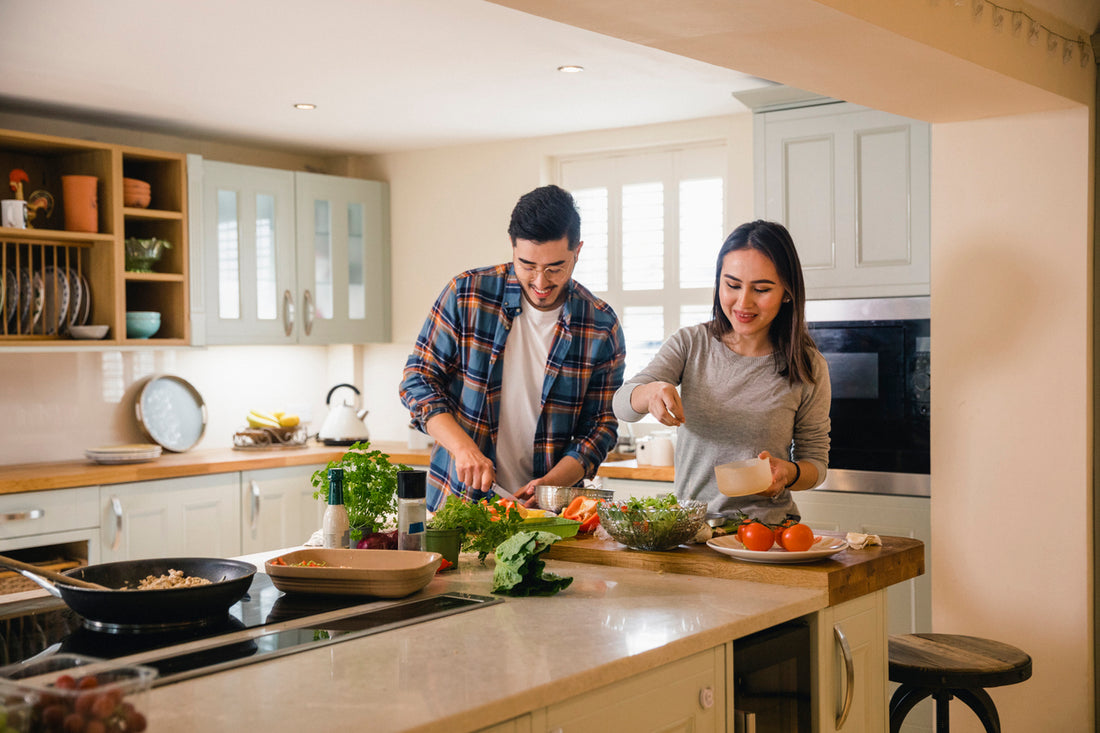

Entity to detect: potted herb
[426,495,525,565]
[311,442,410,546]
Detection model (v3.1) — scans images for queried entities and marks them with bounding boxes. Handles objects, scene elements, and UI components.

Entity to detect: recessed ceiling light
[293,103,316,110]
[557,65,584,73]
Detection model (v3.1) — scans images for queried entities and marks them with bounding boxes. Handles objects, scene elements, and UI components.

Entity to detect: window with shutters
[558,144,727,378]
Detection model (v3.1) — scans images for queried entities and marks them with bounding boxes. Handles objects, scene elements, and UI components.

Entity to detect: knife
[490,482,522,504]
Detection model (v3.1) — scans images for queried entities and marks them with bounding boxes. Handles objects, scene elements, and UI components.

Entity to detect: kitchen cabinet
[484,646,726,733]
[240,465,325,553]
[600,477,674,501]
[795,489,931,732]
[0,128,189,346]
[754,102,930,300]
[809,590,888,733]
[189,157,390,345]
[98,474,241,562]
[0,488,101,581]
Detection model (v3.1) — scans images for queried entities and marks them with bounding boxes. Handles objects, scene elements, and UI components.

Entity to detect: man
[400,185,626,510]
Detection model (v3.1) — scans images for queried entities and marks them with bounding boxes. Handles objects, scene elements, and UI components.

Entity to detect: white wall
[354,114,754,443]
[0,345,342,464]
[931,106,1091,730]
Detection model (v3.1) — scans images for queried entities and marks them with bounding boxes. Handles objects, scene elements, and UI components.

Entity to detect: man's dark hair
[507,185,582,250]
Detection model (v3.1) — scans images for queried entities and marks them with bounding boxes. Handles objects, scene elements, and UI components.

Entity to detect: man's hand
[425,413,496,493]
[454,447,496,494]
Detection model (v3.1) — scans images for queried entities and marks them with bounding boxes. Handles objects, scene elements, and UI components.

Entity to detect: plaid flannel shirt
[400,263,625,510]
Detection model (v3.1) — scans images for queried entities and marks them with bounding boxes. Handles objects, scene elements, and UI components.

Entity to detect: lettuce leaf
[491,530,573,596]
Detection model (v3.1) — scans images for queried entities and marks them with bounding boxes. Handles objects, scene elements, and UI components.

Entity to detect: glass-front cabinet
[189,157,390,345]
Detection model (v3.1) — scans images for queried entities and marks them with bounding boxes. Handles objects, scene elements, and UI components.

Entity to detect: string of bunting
[952,0,1093,67]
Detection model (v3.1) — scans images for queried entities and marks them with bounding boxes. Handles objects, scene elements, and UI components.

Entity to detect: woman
[612,220,830,523]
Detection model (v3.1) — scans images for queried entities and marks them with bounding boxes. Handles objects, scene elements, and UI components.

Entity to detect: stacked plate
[123,178,152,208]
[84,444,163,465]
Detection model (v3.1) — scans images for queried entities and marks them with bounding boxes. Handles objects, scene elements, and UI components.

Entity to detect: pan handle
[16,569,62,598]
[109,495,123,553]
[250,480,261,533]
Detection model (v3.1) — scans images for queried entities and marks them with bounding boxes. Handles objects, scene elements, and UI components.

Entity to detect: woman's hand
[757,450,798,497]
[632,382,685,426]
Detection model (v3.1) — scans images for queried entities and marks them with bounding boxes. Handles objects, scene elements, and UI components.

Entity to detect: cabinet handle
[834,624,855,730]
[303,289,314,336]
[698,685,715,710]
[110,496,123,553]
[250,480,261,533]
[282,289,295,337]
[0,509,45,522]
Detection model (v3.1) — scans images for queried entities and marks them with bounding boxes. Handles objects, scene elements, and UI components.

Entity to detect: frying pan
[3,557,256,631]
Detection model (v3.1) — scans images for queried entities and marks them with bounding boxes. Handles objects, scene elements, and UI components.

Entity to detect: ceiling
[0,0,776,156]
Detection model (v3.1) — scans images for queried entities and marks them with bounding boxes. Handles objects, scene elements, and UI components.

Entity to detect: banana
[277,414,300,428]
[247,410,281,429]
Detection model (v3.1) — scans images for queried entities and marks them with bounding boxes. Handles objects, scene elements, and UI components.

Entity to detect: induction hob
[0,573,500,686]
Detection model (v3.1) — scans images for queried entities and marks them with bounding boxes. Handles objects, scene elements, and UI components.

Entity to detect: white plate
[79,273,92,325]
[706,534,848,564]
[70,324,109,340]
[85,443,163,464]
[135,375,207,452]
[67,270,83,329]
[42,266,70,335]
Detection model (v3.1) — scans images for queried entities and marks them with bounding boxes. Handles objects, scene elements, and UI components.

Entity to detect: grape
[90,694,116,721]
[63,712,85,733]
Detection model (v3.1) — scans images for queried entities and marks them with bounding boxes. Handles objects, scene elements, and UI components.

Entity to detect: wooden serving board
[545,534,924,606]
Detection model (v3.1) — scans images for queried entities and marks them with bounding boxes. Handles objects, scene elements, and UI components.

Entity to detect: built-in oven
[806,297,930,497]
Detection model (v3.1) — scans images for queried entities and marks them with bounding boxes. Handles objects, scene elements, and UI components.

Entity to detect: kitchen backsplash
[0,344,409,465]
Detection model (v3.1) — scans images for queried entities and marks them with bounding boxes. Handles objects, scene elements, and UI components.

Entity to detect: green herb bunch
[312,442,410,541]
[428,495,525,561]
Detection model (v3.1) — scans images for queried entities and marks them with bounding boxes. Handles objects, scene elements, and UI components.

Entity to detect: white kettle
[318,383,371,446]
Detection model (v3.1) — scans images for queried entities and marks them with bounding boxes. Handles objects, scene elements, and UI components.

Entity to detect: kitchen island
[137,537,921,733]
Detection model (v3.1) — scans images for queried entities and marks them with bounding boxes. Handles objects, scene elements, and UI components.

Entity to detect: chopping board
[545,534,924,606]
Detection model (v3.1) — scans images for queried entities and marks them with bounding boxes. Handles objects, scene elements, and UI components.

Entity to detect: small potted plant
[311,442,410,547]
[426,495,525,568]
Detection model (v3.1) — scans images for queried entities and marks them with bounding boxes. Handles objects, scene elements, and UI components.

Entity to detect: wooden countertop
[0,443,675,495]
[546,534,924,606]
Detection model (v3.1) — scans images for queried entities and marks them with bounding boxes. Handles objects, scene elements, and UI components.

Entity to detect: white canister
[635,436,674,467]
[1,199,27,229]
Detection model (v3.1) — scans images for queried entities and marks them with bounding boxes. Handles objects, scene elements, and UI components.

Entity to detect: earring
[783,298,791,304]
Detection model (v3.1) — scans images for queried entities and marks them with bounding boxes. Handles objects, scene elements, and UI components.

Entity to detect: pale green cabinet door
[294,172,390,344]
[196,160,298,344]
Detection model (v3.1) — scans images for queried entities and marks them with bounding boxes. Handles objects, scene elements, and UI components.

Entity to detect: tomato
[780,522,815,552]
[740,521,775,552]
[772,518,796,549]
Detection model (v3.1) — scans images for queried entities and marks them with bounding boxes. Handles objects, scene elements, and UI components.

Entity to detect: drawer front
[0,488,100,539]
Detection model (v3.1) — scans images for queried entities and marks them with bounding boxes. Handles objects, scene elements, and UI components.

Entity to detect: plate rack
[1,239,94,339]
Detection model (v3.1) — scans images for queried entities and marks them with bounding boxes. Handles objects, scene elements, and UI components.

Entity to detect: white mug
[1,200,27,229]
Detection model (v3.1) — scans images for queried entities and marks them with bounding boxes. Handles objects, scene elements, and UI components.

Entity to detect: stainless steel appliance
[806,297,930,497]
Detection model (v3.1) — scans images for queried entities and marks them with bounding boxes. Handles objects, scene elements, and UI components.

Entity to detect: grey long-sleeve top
[612,324,831,524]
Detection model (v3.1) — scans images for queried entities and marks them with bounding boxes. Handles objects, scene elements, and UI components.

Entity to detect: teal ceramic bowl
[126,311,161,339]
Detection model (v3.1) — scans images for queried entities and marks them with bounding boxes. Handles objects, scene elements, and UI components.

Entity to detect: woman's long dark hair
[707,220,818,386]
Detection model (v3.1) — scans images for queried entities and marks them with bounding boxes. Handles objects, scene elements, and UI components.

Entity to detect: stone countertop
[0,443,674,495]
[144,548,827,733]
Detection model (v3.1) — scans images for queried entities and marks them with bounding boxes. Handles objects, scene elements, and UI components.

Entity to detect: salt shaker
[397,470,427,551]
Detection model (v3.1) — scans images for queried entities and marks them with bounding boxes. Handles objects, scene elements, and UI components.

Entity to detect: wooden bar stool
[888,633,1032,733]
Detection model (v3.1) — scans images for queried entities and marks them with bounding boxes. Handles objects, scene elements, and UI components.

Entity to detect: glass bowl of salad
[596,495,707,551]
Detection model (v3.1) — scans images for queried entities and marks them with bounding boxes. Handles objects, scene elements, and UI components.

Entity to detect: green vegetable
[428,495,525,561]
[491,530,572,596]
[311,442,410,541]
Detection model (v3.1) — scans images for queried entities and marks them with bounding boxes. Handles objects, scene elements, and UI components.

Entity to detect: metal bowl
[535,485,614,513]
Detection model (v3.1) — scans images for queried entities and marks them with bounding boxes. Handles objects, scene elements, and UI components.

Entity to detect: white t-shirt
[496,302,562,494]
